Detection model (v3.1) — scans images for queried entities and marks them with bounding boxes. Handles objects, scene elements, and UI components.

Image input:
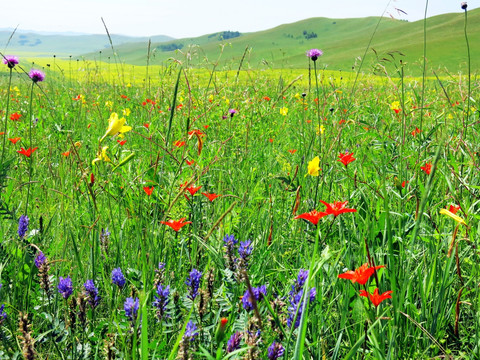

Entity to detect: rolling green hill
[82,9,479,76]
[0,30,173,57]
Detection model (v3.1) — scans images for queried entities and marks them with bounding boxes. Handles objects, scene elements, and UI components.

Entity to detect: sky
[1,0,478,39]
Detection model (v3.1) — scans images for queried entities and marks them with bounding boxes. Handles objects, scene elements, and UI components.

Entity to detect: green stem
[1,68,13,159]
[25,82,36,215]
[463,8,471,140]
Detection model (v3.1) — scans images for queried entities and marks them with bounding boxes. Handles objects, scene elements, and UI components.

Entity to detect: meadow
[0,34,479,360]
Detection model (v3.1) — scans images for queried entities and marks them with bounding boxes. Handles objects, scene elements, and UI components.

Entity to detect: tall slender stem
[25,82,35,215]
[463,7,471,139]
[1,68,13,159]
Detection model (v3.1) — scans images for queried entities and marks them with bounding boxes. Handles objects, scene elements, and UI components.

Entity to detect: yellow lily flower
[100,113,132,143]
[439,208,466,226]
[279,107,288,116]
[306,156,321,177]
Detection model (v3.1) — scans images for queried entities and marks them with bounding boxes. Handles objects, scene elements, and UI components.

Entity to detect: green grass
[0,21,479,359]
[80,9,480,76]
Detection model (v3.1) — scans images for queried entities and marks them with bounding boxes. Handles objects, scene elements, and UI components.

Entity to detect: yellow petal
[306,156,321,177]
[439,209,466,226]
[120,126,132,134]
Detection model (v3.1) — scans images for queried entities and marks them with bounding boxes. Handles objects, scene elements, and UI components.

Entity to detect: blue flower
[58,276,73,299]
[238,240,253,260]
[111,268,126,288]
[296,269,309,288]
[153,284,170,320]
[124,297,139,321]
[242,285,267,311]
[34,251,47,269]
[185,269,202,300]
[227,332,242,353]
[0,304,7,324]
[268,341,285,359]
[83,279,101,308]
[184,320,198,341]
[18,215,29,238]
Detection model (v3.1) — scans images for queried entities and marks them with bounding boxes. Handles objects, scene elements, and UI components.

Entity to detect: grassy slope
[86,9,479,75]
[0,31,173,57]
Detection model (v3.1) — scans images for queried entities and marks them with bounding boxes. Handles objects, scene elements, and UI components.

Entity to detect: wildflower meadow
[0,7,479,360]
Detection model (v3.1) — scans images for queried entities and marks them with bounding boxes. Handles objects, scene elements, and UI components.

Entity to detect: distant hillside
[82,9,479,75]
[0,30,173,56]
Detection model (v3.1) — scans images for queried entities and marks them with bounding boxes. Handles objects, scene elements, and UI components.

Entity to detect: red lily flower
[174,140,185,148]
[186,185,202,196]
[62,151,70,157]
[294,209,327,225]
[420,162,432,175]
[288,149,297,154]
[338,152,356,167]
[10,112,21,121]
[160,218,192,232]
[8,137,21,144]
[359,288,393,307]
[188,129,205,137]
[202,192,221,202]
[338,263,385,285]
[448,204,460,214]
[411,127,421,136]
[186,159,195,166]
[17,147,38,157]
[319,200,356,217]
[117,139,127,146]
[143,123,150,129]
[143,186,154,196]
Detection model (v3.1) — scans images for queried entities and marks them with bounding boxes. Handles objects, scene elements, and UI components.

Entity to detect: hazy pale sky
[1,0,477,38]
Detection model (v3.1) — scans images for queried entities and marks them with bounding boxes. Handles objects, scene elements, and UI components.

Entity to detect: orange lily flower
[338,263,385,285]
[160,218,192,232]
[17,147,38,157]
[319,200,356,217]
[359,288,393,307]
[294,210,327,225]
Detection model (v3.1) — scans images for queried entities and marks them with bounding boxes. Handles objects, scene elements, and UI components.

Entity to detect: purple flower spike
[3,55,19,68]
[306,49,323,62]
[242,285,267,311]
[227,332,242,353]
[58,276,73,299]
[83,279,101,308]
[297,269,309,288]
[184,320,199,341]
[185,269,202,300]
[268,341,285,360]
[29,69,45,83]
[238,240,253,260]
[0,304,7,324]
[18,215,29,238]
[153,284,170,320]
[111,268,126,288]
[34,251,47,269]
[124,297,139,321]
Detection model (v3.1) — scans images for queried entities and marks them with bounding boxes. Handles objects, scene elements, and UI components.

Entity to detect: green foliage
[0,25,478,359]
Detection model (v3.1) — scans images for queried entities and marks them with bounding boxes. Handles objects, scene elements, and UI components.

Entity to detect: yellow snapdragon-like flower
[390,101,400,110]
[317,125,325,135]
[306,156,321,177]
[122,108,131,116]
[279,107,288,116]
[92,146,112,165]
[100,113,132,143]
[439,209,466,226]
